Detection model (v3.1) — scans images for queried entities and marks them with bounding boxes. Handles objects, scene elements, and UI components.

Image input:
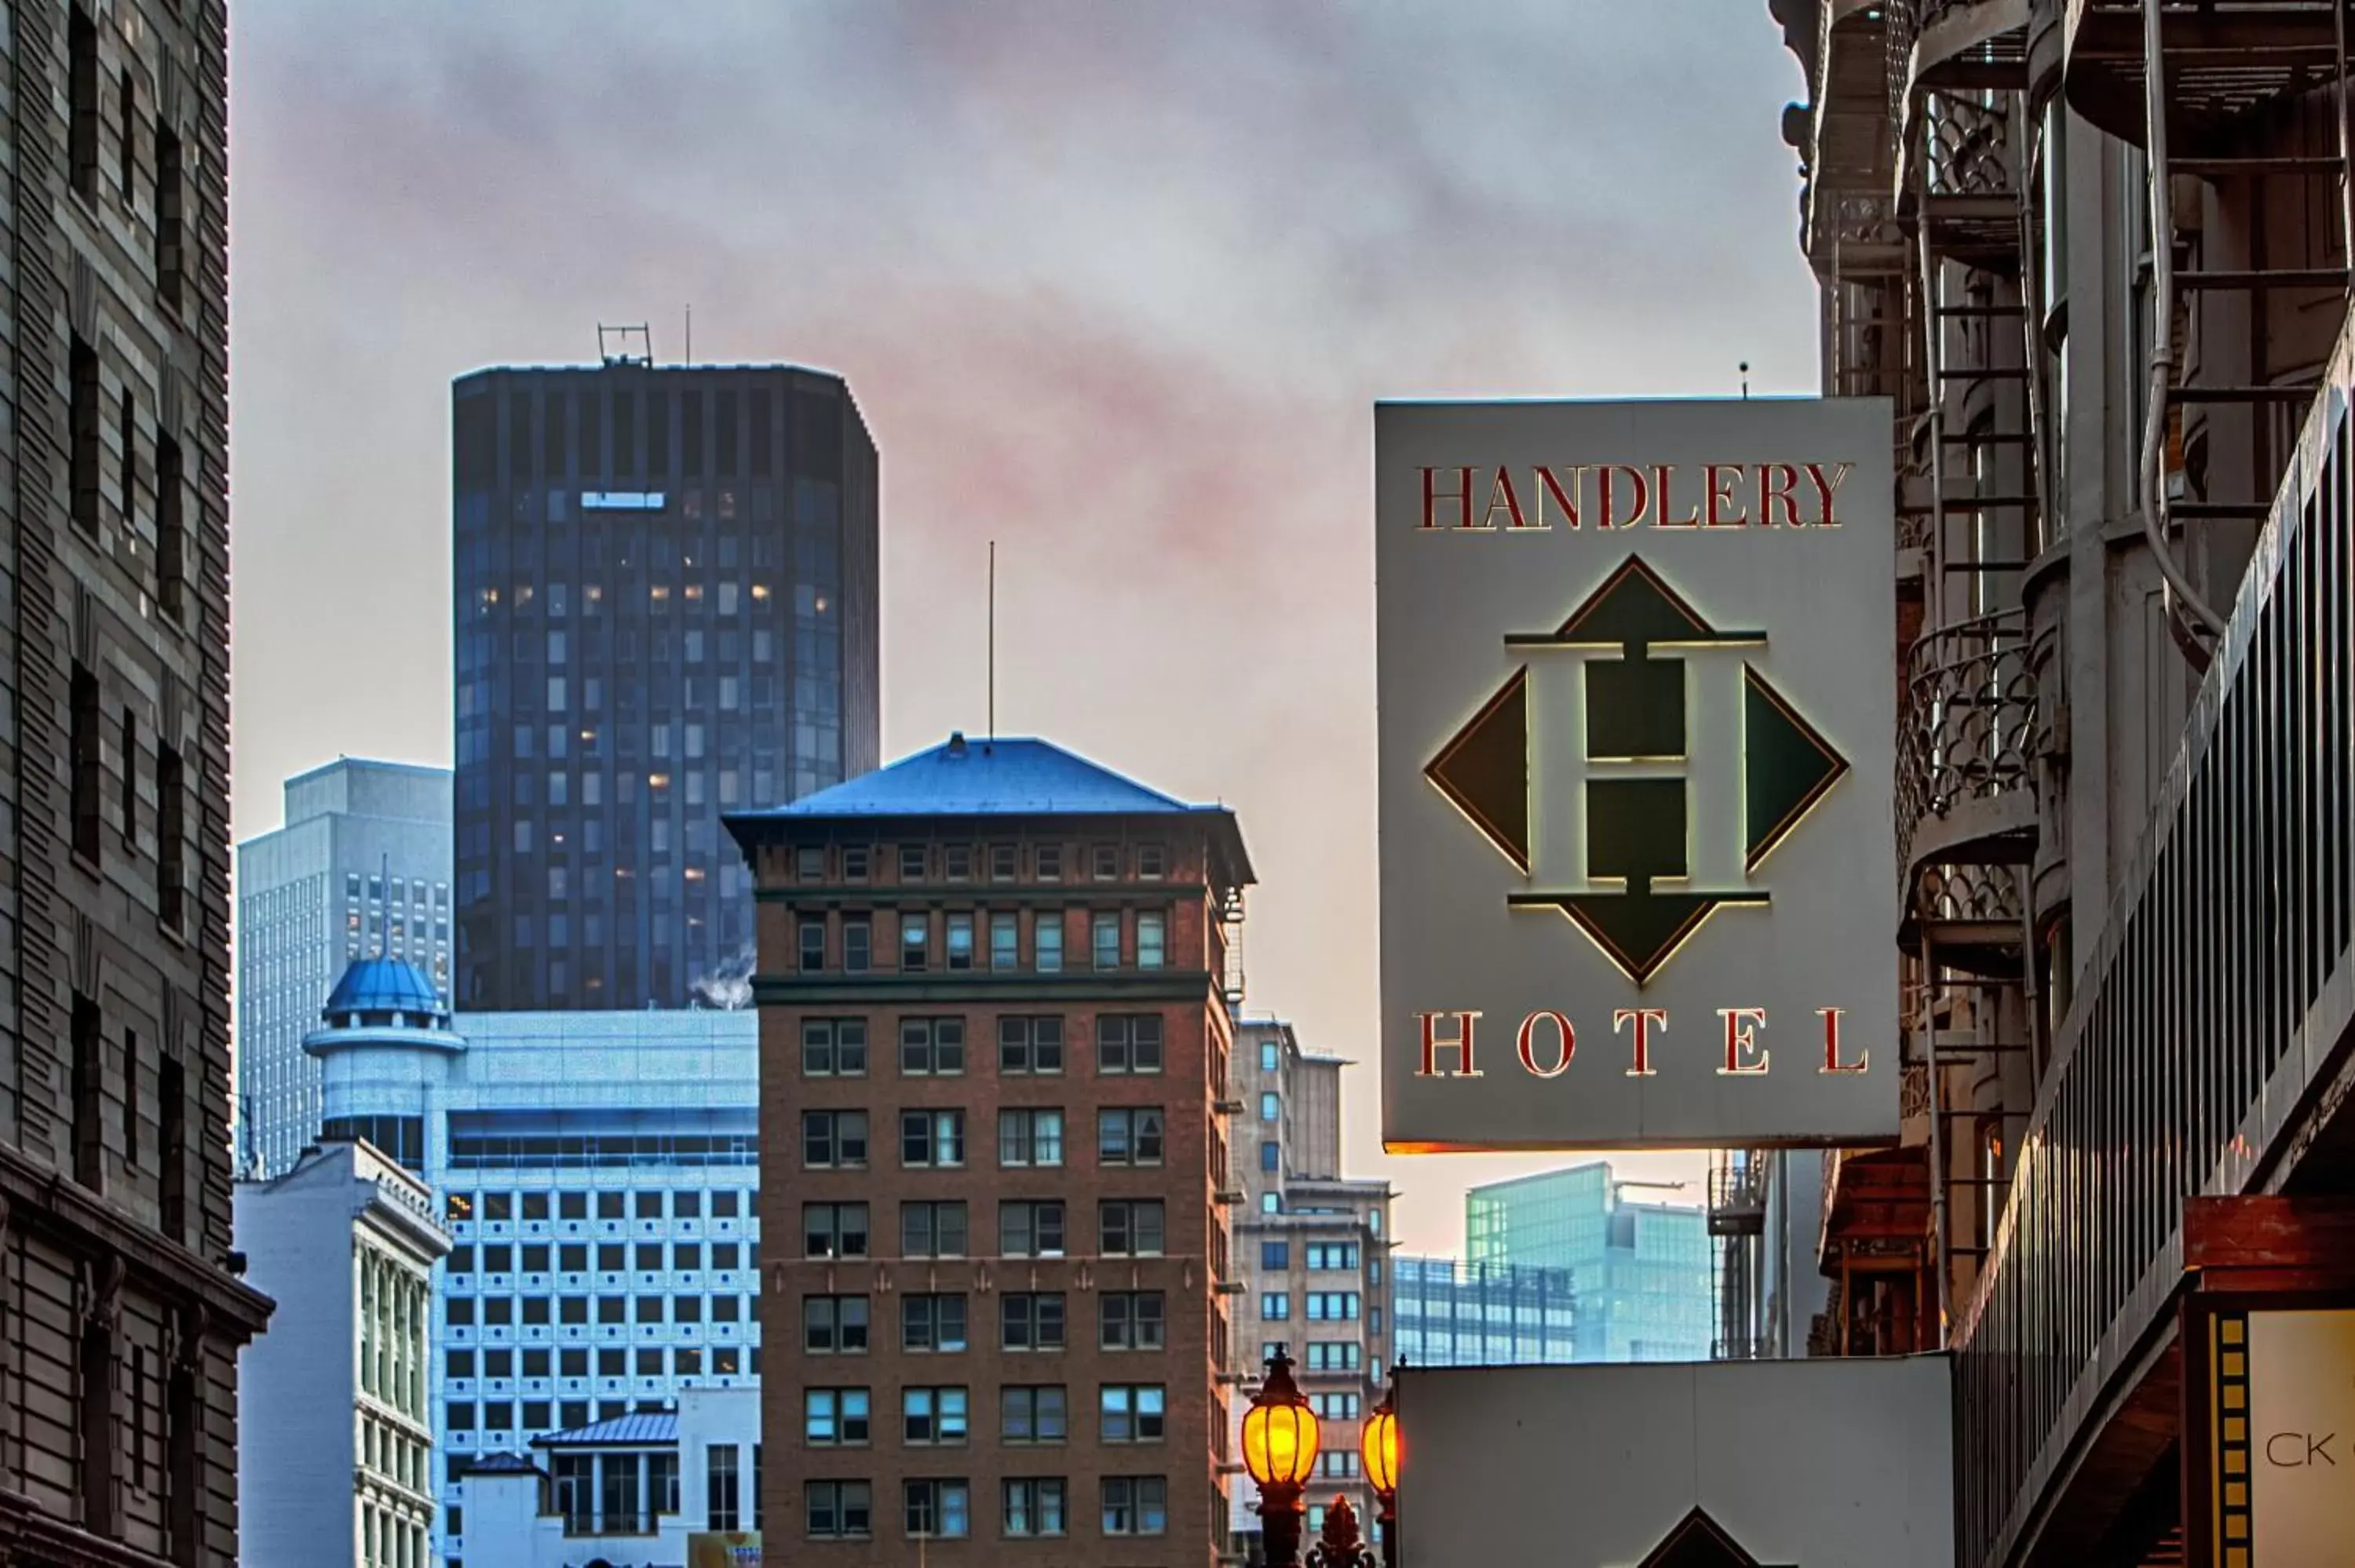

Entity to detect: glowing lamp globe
[1241,1352,1321,1490]
[1361,1401,1400,1498]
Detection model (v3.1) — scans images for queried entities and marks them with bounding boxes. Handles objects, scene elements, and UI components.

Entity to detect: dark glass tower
[452,362,880,1011]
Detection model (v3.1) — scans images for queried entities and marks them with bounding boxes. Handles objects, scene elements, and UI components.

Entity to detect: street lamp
[1360,1361,1401,1568]
[1241,1348,1320,1567]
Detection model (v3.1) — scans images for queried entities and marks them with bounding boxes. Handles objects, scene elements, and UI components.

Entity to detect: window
[902,1294,968,1353]
[904,1479,969,1539]
[71,663,100,862]
[1137,912,1166,969]
[1101,1477,1167,1537]
[898,844,926,881]
[843,917,871,973]
[805,1387,871,1445]
[901,1202,969,1259]
[1260,1140,1280,1172]
[842,844,871,881]
[1305,1341,1362,1372]
[900,913,928,972]
[1097,1107,1165,1167]
[1100,1200,1165,1257]
[68,6,96,196]
[118,709,137,851]
[1261,1293,1291,1321]
[805,1204,869,1259]
[900,1109,966,1167]
[1035,916,1063,973]
[1002,1293,1066,1351]
[902,1388,969,1446]
[807,1479,871,1539]
[1101,1292,1165,1351]
[1307,1293,1360,1320]
[1002,1477,1067,1537]
[944,844,972,881]
[898,1018,964,1075]
[1306,1243,1360,1271]
[1261,1040,1281,1072]
[801,1019,868,1077]
[1000,1200,1066,1258]
[990,912,1018,969]
[798,919,826,972]
[803,1295,870,1354]
[1101,1385,1166,1443]
[797,846,826,881]
[1035,844,1063,881]
[1091,912,1121,969]
[1263,1192,1283,1214]
[707,1443,742,1531]
[1261,1241,1291,1270]
[998,1108,1064,1168]
[1261,1091,1281,1122]
[597,1245,625,1274]
[1097,1015,1163,1074]
[1090,844,1119,880]
[802,1110,869,1169]
[945,913,974,970]
[1002,1386,1068,1444]
[1136,844,1166,879]
[998,1016,1064,1074]
[990,844,1018,881]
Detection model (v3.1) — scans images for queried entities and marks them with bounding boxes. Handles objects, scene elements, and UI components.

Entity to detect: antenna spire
[988,541,997,738]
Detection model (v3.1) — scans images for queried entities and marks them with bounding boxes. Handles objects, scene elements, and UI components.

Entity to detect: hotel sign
[1376,399,1898,1150]
[2201,1307,2355,1567]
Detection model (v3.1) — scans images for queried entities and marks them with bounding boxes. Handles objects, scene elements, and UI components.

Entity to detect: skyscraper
[235,757,451,1176]
[0,2,274,1562]
[1466,1164,1712,1362]
[451,359,880,1012]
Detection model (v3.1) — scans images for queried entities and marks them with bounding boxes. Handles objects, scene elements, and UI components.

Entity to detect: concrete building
[1705,1147,1825,1362]
[1223,1017,1393,1549]
[1466,1165,1712,1363]
[236,757,452,1176]
[1776,3,2355,1563]
[450,359,880,1013]
[236,1138,452,1568]
[0,2,276,1563]
[455,1387,759,1566]
[1389,1256,1577,1369]
[294,950,764,1564]
[728,733,1253,1566]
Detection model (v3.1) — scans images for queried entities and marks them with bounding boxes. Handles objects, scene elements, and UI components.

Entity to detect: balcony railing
[1952,312,2355,1567]
[1898,610,2039,877]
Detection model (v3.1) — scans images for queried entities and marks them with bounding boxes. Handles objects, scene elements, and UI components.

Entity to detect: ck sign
[1376,399,1899,1151]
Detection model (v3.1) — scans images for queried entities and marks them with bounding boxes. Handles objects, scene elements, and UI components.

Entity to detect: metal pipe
[1922,932,1954,1337]
[2138,0,2229,649]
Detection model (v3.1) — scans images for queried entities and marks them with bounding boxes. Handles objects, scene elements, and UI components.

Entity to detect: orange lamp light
[1240,1352,1321,1490]
[1361,1399,1400,1498]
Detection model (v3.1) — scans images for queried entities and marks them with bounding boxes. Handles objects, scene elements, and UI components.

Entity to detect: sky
[226,1,1820,1255]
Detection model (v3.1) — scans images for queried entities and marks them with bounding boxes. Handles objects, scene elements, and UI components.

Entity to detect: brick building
[727,733,1251,1563]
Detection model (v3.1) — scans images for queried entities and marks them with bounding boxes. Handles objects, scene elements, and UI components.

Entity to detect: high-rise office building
[235,757,451,1176]
[451,359,880,1012]
[0,2,274,1563]
[729,733,1254,1565]
[1390,1256,1578,1369]
[1466,1165,1712,1363]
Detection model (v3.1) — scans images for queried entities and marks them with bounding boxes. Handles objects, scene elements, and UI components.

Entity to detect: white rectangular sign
[1376,398,1899,1150]
[1396,1358,1955,1568]
[2242,1308,2355,1566]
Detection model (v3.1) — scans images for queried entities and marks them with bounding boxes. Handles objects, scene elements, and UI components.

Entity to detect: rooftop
[324,956,446,1021]
[531,1410,678,1449]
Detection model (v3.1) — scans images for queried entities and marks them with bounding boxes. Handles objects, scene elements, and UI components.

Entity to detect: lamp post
[1360,1359,1401,1568]
[1241,1348,1320,1568]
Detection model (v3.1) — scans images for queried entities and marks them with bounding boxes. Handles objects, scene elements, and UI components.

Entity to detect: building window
[999,1200,1066,1258]
[118,709,137,851]
[1306,1293,1360,1321]
[1101,1477,1167,1537]
[157,432,185,618]
[1089,844,1119,881]
[801,1019,868,1077]
[1137,912,1167,969]
[1097,1015,1163,1075]
[1035,915,1064,973]
[944,844,973,881]
[71,664,101,863]
[796,846,826,881]
[898,844,926,882]
[802,1204,869,1260]
[900,1202,969,1259]
[1261,1293,1291,1321]
[806,1387,871,1445]
[898,1018,965,1076]
[990,844,1019,881]
[944,911,974,970]
[803,1295,871,1355]
[998,1016,1064,1074]
[68,4,97,194]
[900,1109,966,1168]
[1262,1241,1291,1270]
[1091,912,1121,970]
[1261,1091,1281,1123]
[1320,1451,1362,1480]
[1097,1107,1165,1167]
[900,913,929,972]
[998,1108,1064,1169]
[838,915,871,974]
[1306,1342,1362,1372]
[1261,1040,1281,1072]
[989,912,1019,969]
[1100,1385,1166,1443]
[1306,1243,1360,1271]
[902,1389,969,1446]
[1100,1292,1164,1351]
[807,1480,872,1539]
[1261,1140,1280,1172]
[1002,1386,1068,1444]
[977,1279,1061,1358]
[70,336,100,533]
[1002,1477,1067,1537]
[798,919,826,972]
[1035,844,1063,881]
[902,1294,968,1354]
[838,844,871,882]
[801,1110,869,1169]
[904,1479,969,1539]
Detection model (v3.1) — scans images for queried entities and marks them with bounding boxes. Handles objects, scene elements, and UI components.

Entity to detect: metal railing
[1953,315,2355,1568]
[1897,610,2038,874]
[1926,93,2014,200]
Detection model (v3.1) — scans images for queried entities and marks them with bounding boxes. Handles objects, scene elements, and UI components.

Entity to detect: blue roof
[323,956,444,1019]
[531,1411,678,1448]
[729,735,1207,820]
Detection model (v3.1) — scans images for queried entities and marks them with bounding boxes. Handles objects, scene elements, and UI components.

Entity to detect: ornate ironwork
[1305,1495,1380,1568]
[1915,860,2026,924]
[1926,92,2014,199]
[1896,609,2037,871]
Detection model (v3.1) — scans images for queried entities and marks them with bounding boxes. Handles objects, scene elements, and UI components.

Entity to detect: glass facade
[1392,1256,1576,1367]
[451,366,880,1011]
[1466,1163,1713,1362]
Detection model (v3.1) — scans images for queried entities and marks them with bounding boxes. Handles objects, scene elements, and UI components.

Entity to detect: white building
[236,757,452,1176]
[297,955,761,1566]
[457,1387,761,1568]
[236,1136,453,1568]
